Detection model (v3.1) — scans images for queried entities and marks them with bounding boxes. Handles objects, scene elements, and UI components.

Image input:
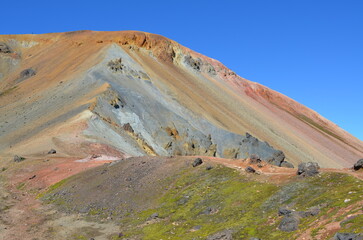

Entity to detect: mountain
[0,30,362,168]
[1,31,363,240]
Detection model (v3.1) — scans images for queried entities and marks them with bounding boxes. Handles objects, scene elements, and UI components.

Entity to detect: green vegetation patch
[43,163,363,239]
[120,169,363,239]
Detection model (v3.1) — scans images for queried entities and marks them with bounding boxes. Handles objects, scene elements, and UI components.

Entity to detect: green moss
[339,214,363,234]
[117,167,363,240]
[37,178,68,199]
[16,182,25,190]
[71,234,88,240]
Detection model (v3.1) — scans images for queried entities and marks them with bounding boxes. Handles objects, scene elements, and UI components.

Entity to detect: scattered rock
[184,55,202,71]
[297,162,320,177]
[29,175,36,180]
[245,166,256,173]
[14,155,25,162]
[206,165,213,170]
[192,158,203,167]
[280,161,294,168]
[278,214,300,232]
[20,68,36,79]
[48,149,56,154]
[177,196,190,205]
[250,238,261,240]
[304,206,320,216]
[273,151,285,163]
[201,207,217,215]
[353,159,363,171]
[206,230,233,240]
[108,58,124,72]
[249,154,261,164]
[148,212,159,220]
[192,225,202,231]
[278,207,292,216]
[333,232,363,240]
[0,42,12,53]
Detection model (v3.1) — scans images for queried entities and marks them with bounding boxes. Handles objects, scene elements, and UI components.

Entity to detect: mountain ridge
[0,30,362,168]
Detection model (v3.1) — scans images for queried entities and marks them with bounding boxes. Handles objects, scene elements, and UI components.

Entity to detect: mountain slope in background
[0,30,362,168]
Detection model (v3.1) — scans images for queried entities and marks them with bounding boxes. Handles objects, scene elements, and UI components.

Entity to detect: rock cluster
[0,42,12,53]
[278,206,320,232]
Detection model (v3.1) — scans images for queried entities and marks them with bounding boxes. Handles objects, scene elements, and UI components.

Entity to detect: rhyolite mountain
[0,30,362,168]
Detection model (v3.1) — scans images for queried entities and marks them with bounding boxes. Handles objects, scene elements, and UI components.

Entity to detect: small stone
[192,158,203,167]
[14,155,25,162]
[245,166,256,173]
[48,149,57,154]
[206,165,213,170]
[278,207,292,216]
[148,213,159,220]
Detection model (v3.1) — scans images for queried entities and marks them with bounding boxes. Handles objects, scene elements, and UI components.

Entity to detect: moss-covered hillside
[42,157,363,239]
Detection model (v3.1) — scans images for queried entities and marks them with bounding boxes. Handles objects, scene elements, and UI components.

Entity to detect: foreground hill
[0,30,362,168]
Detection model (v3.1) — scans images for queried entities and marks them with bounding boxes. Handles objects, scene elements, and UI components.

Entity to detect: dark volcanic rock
[245,166,256,173]
[192,158,203,167]
[297,162,320,177]
[249,154,261,164]
[206,165,213,170]
[0,42,12,53]
[267,150,286,166]
[206,230,233,240]
[353,159,363,171]
[48,149,57,154]
[334,232,363,240]
[14,155,25,162]
[20,68,36,79]
[278,214,300,232]
[278,207,292,216]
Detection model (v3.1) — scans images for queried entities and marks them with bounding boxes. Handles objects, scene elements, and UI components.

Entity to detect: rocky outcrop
[353,159,363,171]
[0,42,12,53]
[279,214,300,232]
[278,206,320,232]
[333,233,363,240]
[297,162,320,177]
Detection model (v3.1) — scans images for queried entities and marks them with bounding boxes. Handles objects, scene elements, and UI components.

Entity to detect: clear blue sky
[2,0,362,141]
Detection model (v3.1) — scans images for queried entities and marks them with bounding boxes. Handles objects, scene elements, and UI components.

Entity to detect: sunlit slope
[0,31,361,167]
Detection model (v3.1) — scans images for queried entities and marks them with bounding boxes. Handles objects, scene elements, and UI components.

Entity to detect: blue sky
[1,0,362,140]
